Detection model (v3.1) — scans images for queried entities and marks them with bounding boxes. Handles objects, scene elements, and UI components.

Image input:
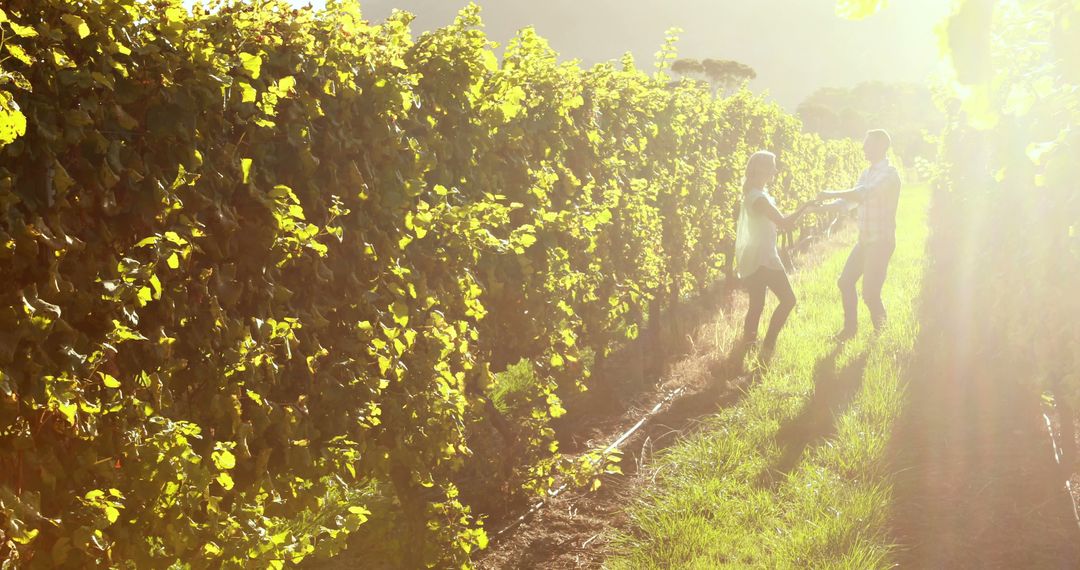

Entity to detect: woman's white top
[735,188,784,278]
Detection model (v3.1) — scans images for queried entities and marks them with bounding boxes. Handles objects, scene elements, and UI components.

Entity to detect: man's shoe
[871,318,888,335]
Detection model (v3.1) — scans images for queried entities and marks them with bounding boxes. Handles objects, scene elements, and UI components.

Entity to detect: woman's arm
[753,198,815,232]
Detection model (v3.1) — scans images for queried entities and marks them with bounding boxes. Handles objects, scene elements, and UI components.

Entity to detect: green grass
[488,357,539,414]
[606,186,930,569]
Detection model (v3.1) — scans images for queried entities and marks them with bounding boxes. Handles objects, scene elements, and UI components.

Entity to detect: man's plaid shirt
[853,159,902,244]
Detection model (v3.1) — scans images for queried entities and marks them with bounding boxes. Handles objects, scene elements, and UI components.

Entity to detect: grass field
[606,185,930,569]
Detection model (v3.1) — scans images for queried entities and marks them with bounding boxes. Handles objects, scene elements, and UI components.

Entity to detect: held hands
[783,196,830,229]
[801,193,851,216]
[791,192,841,219]
[798,196,827,215]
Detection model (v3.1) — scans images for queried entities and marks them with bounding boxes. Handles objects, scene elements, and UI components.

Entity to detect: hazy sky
[190,0,952,110]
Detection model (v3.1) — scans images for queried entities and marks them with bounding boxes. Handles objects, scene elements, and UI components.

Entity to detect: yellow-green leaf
[347,505,371,524]
[8,21,37,38]
[0,95,27,145]
[481,50,499,72]
[5,44,32,66]
[274,75,296,97]
[239,52,262,79]
[216,472,235,490]
[134,237,159,250]
[246,389,263,405]
[517,233,537,248]
[165,6,185,23]
[238,81,257,103]
[99,372,121,389]
[212,448,236,470]
[391,301,409,327]
[61,14,90,39]
[56,401,77,425]
[163,231,187,246]
[4,70,31,92]
[11,528,38,545]
[834,0,885,20]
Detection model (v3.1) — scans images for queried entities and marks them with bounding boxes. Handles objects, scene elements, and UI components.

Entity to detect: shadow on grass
[759,345,869,487]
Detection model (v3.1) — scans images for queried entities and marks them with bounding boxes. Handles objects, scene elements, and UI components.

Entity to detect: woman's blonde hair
[742,150,777,193]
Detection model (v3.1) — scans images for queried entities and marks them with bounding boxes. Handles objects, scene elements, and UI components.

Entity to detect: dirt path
[474,229,854,569]
[475,374,753,569]
[886,196,1080,568]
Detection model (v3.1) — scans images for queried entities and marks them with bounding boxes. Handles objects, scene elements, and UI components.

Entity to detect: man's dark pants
[838,239,896,332]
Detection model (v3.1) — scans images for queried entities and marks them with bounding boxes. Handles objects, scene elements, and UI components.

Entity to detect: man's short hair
[865,129,892,151]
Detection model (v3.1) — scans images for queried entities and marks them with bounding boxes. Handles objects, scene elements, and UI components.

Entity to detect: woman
[734,151,816,357]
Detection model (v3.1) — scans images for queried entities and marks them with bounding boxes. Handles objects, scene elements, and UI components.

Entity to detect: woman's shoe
[759,341,776,363]
[736,334,758,348]
[831,328,856,343]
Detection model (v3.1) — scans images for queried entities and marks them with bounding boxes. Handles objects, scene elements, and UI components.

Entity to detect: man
[818,129,902,340]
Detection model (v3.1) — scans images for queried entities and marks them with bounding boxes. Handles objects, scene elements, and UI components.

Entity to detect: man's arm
[818,185,869,203]
[819,166,896,203]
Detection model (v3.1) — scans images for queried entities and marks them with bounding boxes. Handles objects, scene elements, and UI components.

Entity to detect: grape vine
[0,1,863,566]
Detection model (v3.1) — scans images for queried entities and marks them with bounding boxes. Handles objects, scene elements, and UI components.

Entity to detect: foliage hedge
[931,0,1080,460]
[0,0,863,566]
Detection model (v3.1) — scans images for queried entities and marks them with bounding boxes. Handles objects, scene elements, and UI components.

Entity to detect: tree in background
[796,81,944,167]
[671,58,704,79]
[702,58,758,95]
[670,57,757,96]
